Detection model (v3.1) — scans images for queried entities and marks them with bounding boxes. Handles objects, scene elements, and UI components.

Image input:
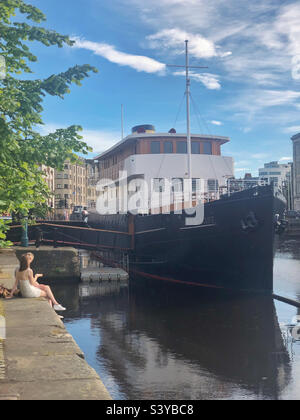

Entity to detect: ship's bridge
[94,125,234,205]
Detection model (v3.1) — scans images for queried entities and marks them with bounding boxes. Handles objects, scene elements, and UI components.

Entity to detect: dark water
[52,240,300,400]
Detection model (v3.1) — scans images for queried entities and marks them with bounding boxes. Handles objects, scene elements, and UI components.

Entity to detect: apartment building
[259,161,292,189]
[292,133,300,211]
[39,165,55,209]
[54,159,87,220]
[85,159,99,210]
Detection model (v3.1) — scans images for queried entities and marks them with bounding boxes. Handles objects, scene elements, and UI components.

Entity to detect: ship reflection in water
[52,240,300,400]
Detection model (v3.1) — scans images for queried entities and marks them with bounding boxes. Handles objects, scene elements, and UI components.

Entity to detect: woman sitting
[7,252,66,312]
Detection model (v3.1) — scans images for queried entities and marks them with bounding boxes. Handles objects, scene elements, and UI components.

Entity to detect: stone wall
[0,250,19,290]
[15,247,80,283]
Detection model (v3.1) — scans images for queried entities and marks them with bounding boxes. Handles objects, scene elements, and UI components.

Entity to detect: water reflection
[53,280,291,400]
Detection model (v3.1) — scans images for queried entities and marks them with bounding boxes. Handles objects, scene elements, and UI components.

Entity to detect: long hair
[19,253,33,272]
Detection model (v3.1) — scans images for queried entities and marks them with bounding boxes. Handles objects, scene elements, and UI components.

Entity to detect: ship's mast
[167,41,208,179]
[185,40,192,179]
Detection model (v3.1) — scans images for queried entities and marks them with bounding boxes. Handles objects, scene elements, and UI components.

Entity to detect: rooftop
[291,133,300,141]
[95,132,230,160]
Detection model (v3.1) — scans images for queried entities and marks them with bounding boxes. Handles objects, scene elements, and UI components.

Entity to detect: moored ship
[85,122,286,294]
[85,41,287,294]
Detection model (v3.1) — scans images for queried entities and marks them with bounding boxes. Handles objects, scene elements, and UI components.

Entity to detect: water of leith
[52,239,300,400]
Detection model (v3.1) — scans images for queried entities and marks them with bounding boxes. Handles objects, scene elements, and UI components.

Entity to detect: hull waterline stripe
[131,268,224,290]
[180,224,216,230]
[135,228,166,235]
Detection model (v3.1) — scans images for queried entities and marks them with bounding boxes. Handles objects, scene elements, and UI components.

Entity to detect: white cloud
[251,153,269,160]
[39,123,120,155]
[147,28,231,59]
[283,126,300,134]
[122,0,300,85]
[279,157,292,162]
[230,90,300,116]
[80,129,121,154]
[173,70,221,89]
[235,168,252,172]
[210,120,223,126]
[73,37,166,74]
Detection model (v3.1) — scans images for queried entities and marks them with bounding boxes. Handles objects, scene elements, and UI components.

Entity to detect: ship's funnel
[132,125,155,134]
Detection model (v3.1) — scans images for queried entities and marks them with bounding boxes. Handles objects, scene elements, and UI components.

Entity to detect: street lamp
[21,218,29,247]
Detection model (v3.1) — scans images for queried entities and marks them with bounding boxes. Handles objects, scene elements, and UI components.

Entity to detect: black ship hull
[9,186,285,294]
[88,185,286,294]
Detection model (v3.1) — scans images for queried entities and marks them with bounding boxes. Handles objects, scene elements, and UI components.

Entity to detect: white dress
[19,280,42,299]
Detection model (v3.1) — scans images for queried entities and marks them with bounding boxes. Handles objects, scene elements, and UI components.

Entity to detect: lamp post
[21,218,29,247]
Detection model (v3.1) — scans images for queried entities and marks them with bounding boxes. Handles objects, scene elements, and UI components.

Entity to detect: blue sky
[23,0,300,176]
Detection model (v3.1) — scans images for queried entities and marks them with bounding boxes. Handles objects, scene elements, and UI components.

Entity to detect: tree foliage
[0,0,98,245]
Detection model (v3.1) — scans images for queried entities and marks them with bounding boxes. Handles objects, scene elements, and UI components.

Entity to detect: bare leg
[39,286,59,306]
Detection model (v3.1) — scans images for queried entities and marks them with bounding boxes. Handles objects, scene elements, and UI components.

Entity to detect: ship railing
[226,179,268,196]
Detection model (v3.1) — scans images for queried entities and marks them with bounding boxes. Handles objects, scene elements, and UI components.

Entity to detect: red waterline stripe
[131,268,224,290]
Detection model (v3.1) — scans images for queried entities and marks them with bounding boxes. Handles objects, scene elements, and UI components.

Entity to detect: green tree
[0,0,98,246]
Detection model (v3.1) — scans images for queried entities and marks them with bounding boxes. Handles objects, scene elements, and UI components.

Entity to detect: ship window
[192,142,200,154]
[172,178,183,192]
[164,141,173,153]
[192,178,201,193]
[208,179,219,192]
[153,178,165,193]
[176,141,187,154]
[151,141,161,154]
[203,142,212,155]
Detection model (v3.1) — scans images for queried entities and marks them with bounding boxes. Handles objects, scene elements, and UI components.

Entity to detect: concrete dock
[0,248,111,400]
[0,298,111,400]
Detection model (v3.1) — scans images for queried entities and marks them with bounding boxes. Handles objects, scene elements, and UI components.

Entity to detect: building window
[176,141,187,154]
[270,177,279,186]
[192,142,200,154]
[64,185,69,190]
[203,142,212,155]
[64,164,69,170]
[151,141,161,154]
[56,184,63,189]
[164,141,173,153]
